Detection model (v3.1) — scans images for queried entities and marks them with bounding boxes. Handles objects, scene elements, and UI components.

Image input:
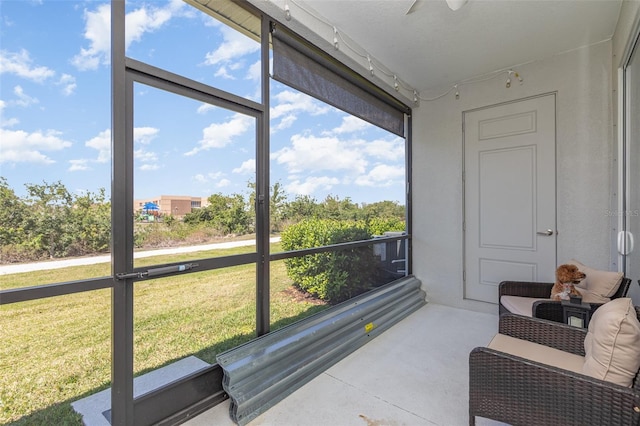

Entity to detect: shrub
[367,217,405,236]
[281,219,378,304]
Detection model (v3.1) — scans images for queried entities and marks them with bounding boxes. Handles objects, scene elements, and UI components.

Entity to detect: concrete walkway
[0,237,280,275]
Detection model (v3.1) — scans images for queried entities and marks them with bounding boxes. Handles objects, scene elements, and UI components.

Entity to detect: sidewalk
[0,237,280,275]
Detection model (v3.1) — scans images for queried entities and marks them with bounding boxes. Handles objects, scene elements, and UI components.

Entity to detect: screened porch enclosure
[2,0,639,425]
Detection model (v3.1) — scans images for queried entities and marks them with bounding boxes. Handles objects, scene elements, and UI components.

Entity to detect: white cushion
[583,298,640,387]
[568,259,623,298]
[500,296,548,317]
[488,333,585,374]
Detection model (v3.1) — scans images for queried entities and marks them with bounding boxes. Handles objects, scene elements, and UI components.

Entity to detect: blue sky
[0,0,406,205]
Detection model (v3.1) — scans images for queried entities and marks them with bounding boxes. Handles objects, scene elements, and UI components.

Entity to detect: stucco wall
[411,41,615,313]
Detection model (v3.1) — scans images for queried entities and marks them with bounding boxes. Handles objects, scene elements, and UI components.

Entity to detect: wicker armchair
[499,277,632,322]
[469,310,640,426]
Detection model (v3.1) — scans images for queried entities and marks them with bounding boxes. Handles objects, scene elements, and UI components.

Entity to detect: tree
[23,181,74,258]
[0,177,28,246]
[320,195,360,220]
[69,188,111,254]
[183,192,252,235]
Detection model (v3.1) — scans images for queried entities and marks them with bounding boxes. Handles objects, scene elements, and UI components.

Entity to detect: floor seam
[322,372,440,425]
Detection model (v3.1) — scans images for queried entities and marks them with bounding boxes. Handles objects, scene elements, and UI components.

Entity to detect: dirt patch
[281,286,326,305]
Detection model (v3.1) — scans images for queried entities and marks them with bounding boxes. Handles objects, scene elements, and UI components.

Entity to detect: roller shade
[272,24,407,137]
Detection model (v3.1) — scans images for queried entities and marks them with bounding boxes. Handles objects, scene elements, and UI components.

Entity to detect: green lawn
[0,244,327,425]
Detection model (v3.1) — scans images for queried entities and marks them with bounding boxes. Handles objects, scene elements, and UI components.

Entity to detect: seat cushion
[488,333,585,374]
[583,298,640,387]
[500,296,548,317]
[568,259,623,298]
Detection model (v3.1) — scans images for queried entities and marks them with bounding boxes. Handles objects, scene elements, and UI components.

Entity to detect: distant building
[134,195,209,218]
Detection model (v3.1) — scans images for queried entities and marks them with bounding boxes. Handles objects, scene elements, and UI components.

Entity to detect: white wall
[411,41,615,313]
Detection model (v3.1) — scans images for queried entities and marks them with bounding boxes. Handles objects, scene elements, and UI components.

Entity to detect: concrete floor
[184,303,505,426]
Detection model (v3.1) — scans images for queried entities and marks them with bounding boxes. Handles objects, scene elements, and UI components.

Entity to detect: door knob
[536,229,554,236]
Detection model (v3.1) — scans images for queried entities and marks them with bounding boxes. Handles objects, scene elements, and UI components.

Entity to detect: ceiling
[298,0,623,93]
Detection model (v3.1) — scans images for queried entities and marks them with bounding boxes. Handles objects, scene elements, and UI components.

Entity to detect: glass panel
[269,80,407,323]
[269,82,406,235]
[133,83,256,268]
[0,1,111,288]
[133,266,256,373]
[125,0,261,102]
[0,291,111,424]
[269,258,329,332]
[625,41,640,302]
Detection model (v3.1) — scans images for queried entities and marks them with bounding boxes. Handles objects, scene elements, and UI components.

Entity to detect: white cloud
[193,171,224,184]
[270,90,331,131]
[0,128,72,164]
[81,126,159,167]
[85,129,111,163]
[134,127,159,145]
[135,148,159,171]
[139,163,160,171]
[361,137,405,161]
[13,85,38,107]
[185,113,253,156]
[0,95,20,127]
[72,1,187,71]
[271,114,297,132]
[57,74,77,96]
[71,4,110,70]
[247,60,261,81]
[197,103,216,114]
[272,134,367,174]
[233,159,255,174]
[217,178,231,188]
[285,176,340,196]
[271,90,330,119]
[69,159,90,172]
[355,164,405,187]
[326,115,371,135]
[204,26,259,66]
[0,49,55,82]
[214,66,235,80]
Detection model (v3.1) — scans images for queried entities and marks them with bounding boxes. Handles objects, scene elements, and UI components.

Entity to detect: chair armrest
[499,281,553,298]
[499,313,587,356]
[469,347,640,426]
[534,300,611,324]
[612,277,633,299]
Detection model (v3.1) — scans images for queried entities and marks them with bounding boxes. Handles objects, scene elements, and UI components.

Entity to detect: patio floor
[184,303,506,426]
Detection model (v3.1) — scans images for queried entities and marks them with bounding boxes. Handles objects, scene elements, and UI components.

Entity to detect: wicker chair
[499,277,632,322]
[469,310,640,426]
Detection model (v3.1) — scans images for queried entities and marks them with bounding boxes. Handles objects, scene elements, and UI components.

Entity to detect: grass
[0,243,328,425]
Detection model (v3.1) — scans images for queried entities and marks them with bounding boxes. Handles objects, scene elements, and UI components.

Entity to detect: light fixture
[454,84,460,100]
[413,90,419,104]
[506,70,513,88]
[284,2,291,21]
[446,0,469,11]
[333,27,339,50]
[367,55,374,76]
[394,75,399,91]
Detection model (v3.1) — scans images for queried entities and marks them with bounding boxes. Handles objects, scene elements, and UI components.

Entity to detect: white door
[464,94,557,303]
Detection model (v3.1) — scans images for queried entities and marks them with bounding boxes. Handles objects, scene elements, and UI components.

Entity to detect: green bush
[281,219,379,304]
[367,217,405,236]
